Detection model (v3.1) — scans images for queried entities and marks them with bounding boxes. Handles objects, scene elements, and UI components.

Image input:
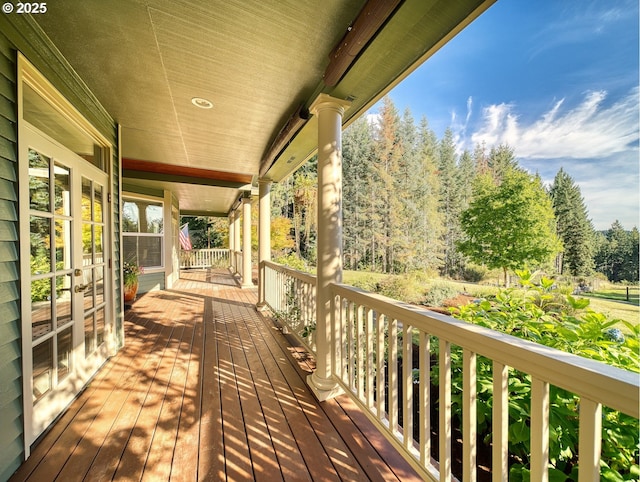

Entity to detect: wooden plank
[10,270,425,482]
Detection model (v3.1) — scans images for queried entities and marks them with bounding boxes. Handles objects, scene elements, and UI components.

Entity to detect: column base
[255,301,268,311]
[241,282,255,290]
[306,373,344,402]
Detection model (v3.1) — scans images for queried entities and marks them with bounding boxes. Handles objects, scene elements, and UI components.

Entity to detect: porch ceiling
[35,0,495,215]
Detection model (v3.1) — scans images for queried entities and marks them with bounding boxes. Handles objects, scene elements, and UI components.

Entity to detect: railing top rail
[262,260,317,285]
[331,282,639,417]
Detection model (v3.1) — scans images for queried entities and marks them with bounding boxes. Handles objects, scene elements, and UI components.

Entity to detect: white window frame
[122,193,165,272]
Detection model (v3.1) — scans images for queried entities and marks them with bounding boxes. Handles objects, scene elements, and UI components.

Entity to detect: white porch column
[228,212,235,272]
[241,195,254,288]
[233,207,241,275]
[257,179,272,309]
[307,93,350,401]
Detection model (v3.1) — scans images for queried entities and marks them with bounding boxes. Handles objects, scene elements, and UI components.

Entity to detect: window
[122,197,163,268]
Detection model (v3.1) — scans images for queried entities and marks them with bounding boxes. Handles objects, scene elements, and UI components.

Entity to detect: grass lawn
[342,270,640,328]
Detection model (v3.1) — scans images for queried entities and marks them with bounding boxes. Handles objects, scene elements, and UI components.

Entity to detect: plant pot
[124,282,138,303]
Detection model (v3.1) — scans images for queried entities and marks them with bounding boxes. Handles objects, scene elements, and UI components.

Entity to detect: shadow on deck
[10,269,420,481]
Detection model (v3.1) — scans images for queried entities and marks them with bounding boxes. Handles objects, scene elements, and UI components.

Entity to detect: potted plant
[123,261,143,303]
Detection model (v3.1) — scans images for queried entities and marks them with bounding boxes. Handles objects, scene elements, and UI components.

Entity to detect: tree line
[268,96,638,284]
[185,96,638,284]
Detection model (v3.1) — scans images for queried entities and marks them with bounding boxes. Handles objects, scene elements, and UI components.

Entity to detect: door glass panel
[95,266,104,305]
[33,339,52,402]
[55,275,72,328]
[96,308,105,347]
[84,313,95,357]
[94,184,103,223]
[57,328,72,382]
[83,268,94,309]
[95,224,103,264]
[29,149,50,212]
[55,220,72,271]
[81,178,92,221]
[30,216,51,275]
[82,223,92,261]
[54,162,70,216]
[31,278,52,340]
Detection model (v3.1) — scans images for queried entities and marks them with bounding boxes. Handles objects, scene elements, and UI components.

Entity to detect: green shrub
[461,263,488,282]
[378,274,427,303]
[274,253,312,272]
[448,270,639,480]
[422,282,458,306]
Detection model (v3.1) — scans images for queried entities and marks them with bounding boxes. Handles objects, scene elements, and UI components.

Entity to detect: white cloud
[470,87,639,159]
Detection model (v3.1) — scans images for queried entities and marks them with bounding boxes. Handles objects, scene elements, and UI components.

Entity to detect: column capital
[258,178,273,186]
[309,93,351,117]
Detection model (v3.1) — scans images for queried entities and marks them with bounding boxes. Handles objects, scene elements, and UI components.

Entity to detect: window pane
[82,223,92,260]
[57,327,72,382]
[83,268,94,309]
[82,178,92,221]
[54,162,70,216]
[94,184,103,223]
[55,274,72,328]
[123,201,139,232]
[84,313,95,358]
[29,149,50,212]
[33,338,53,402]
[139,236,162,267]
[96,308,105,347]
[95,266,104,306]
[145,204,163,233]
[55,219,72,271]
[31,216,51,275]
[95,224,103,263]
[31,278,52,340]
[122,236,138,265]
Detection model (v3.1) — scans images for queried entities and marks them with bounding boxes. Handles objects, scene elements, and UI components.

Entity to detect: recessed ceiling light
[191,97,213,109]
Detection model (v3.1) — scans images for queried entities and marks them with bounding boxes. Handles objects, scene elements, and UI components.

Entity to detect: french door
[21,124,112,445]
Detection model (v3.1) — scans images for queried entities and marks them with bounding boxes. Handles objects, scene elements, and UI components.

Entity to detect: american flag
[179,223,192,250]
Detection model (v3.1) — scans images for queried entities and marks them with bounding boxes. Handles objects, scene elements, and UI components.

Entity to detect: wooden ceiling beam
[122,158,253,188]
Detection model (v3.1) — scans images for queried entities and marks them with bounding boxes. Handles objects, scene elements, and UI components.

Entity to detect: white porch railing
[179,248,229,269]
[262,261,639,482]
[263,260,317,352]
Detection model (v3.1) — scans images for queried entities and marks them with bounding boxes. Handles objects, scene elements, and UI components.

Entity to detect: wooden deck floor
[10,269,420,481]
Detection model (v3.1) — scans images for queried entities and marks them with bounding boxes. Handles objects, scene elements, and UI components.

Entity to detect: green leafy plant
[123,261,143,289]
[447,270,639,480]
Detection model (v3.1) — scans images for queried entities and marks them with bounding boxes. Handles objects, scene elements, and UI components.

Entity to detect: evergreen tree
[549,168,595,276]
[595,221,640,282]
[487,144,518,182]
[343,116,374,270]
[437,127,464,277]
[372,96,403,273]
[414,117,444,272]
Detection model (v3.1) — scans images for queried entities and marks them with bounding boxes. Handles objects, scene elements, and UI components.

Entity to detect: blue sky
[376,0,639,231]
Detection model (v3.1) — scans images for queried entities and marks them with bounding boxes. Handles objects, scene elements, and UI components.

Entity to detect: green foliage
[422,282,458,306]
[594,222,639,283]
[377,273,427,304]
[123,261,142,289]
[274,253,312,273]
[448,270,639,480]
[549,168,596,276]
[458,168,561,286]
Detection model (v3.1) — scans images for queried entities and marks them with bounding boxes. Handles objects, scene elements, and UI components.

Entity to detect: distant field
[585,285,639,305]
[341,270,639,327]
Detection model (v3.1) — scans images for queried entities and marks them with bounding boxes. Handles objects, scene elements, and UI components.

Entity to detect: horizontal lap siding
[0,30,22,482]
